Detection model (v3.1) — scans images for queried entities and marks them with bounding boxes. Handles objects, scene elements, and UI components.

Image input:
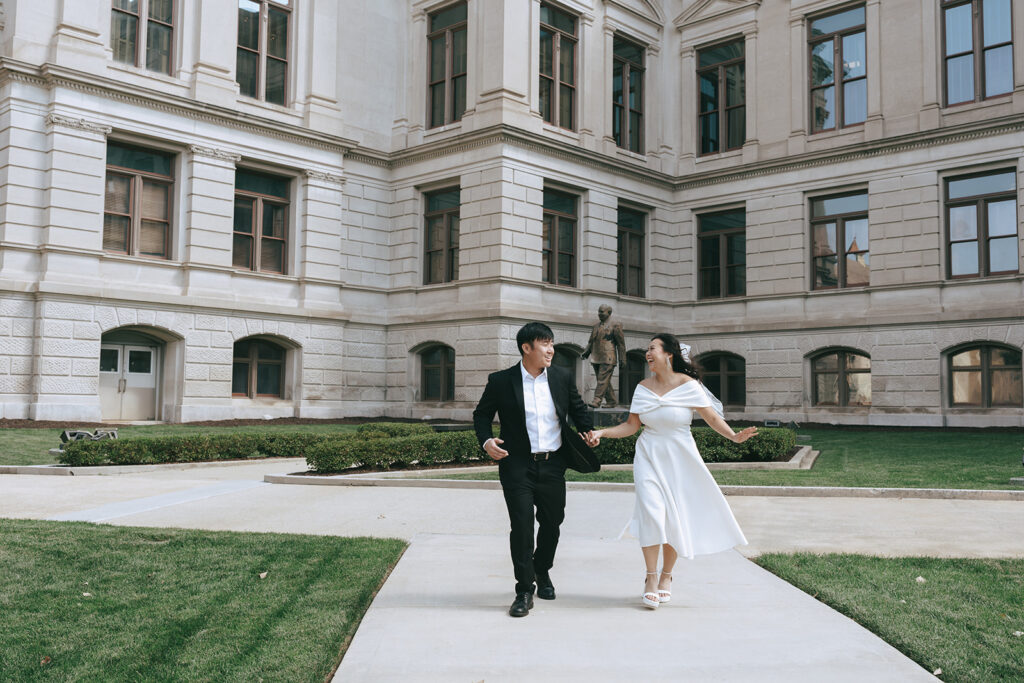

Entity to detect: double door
[99,344,158,421]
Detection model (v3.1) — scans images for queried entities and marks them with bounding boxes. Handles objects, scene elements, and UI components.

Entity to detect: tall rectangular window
[539,3,577,131]
[237,0,290,106]
[698,209,745,299]
[809,6,866,133]
[617,207,645,297]
[946,169,1018,278]
[424,187,461,284]
[811,192,870,289]
[111,0,174,75]
[542,188,577,286]
[427,3,468,128]
[104,142,174,259]
[233,169,290,274]
[943,0,1014,105]
[697,40,745,155]
[613,36,644,153]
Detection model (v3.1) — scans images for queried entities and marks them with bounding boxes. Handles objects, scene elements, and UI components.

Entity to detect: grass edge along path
[754,553,1024,682]
[0,519,406,683]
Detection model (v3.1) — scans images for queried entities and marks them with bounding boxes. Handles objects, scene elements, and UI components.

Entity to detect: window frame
[616,206,645,297]
[944,168,1019,280]
[948,343,1023,408]
[811,349,871,407]
[539,2,578,131]
[423,186,461,284]
[542,188,578,287]
[111,0,175,75]
[612,34,645,153]
[426,2,468,129]
[810,191,870,290]
[420,344,455,402]
[697,209,746,299]
[807,4,867,133]
[696,38,746,156]
[699,352,746,407]
[941,0,1015,107]
[237,0,291,106]
[232,338,285,399]
[233,169,290,275]
[103,143,174,260]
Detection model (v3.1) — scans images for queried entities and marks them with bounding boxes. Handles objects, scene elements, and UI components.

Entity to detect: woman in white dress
[588,333,757,609]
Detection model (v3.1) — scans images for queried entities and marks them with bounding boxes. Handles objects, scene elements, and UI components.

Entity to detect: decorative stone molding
[304,169,345,185]
[189,145,241,163]
[44,113,112,135]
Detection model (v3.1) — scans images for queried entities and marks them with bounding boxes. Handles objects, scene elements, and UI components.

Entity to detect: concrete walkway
[5,461,1021,680]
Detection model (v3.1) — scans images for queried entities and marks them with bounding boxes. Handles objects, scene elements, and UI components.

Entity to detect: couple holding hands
[473,322,757,617]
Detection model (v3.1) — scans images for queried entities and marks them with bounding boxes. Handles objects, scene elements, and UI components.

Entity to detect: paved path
[5,461,1021,680]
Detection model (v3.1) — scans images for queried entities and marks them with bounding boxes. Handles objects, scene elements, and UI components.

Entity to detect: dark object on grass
[60,429,118,444]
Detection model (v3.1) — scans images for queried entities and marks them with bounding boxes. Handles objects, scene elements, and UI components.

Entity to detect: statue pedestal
[589,407,630,428]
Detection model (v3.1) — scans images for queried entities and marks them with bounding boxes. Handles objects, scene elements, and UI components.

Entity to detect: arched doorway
[99,329,164,421]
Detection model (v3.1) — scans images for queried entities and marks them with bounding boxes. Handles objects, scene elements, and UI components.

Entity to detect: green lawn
[755,553,1024,682]
[0,423,359,467]
[0,519,405,682]
[433,428,1024,490]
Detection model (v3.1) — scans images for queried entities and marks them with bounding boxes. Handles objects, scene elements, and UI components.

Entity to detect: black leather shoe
[509,591,534,617]
[535,573,556,600]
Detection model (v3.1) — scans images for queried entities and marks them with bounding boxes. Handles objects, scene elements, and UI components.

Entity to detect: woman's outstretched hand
[584,430,602,447]
[730,427,758,444]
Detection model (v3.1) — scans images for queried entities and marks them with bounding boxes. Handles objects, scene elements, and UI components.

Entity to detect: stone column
[742,30,759,163]
[300,170,344,302]
[579,190,617,293]
[677,43,697,172]
[301,0,342,130]
[50,0,108,72]
[191,0,239,106]
[787,14,806,155]
[576,12,597,148]
[864,0,884,139]
[184,145,239,295]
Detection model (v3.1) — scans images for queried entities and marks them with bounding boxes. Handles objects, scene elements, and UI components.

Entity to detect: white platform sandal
[657,571,672,604]
[642,571,659,609]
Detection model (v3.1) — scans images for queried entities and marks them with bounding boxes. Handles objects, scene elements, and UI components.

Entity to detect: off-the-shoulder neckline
[635,379,698,399]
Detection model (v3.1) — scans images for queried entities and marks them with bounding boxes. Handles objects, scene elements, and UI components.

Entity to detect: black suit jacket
[473,363,597,472]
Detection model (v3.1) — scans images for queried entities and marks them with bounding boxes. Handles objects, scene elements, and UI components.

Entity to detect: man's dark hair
[516,322,554,355]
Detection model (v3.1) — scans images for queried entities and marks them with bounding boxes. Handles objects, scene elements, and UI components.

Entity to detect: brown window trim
[111,0,175,75]
[232,339,285,399]
[233,173,290,275]
[949,344,1023,407]
[424,187,461,284]
[237,0,290,105]
[808,5,866,134]
[697,210,746,300]
[945,169,1018,280]
[613,35,645,153]
[539,3,578,131]
[104,153,174,260]
[811,349,871,407]
[426,3,468,129]
[542,189,577,287]
[421,345,455,402]
[810,191,869,290]
[941,0,1015,107]
[698,352,746,407]
[696,39,745,156]
[616,206,645,297]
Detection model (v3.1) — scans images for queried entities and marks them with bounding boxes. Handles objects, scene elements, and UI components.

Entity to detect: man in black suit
[473,322,594,617]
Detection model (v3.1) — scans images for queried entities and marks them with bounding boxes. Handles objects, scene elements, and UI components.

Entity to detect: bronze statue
[581,304,626,408]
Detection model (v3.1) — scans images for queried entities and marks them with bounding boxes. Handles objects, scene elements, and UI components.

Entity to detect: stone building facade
[0,0,1021,427]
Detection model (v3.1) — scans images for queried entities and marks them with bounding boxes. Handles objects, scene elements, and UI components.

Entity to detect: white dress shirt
[520,362,562,453]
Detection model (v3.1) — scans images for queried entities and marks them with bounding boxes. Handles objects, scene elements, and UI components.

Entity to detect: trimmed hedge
[59,423,797,470]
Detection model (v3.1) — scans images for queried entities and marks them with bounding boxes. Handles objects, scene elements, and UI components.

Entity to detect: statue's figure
[581,304,627,408]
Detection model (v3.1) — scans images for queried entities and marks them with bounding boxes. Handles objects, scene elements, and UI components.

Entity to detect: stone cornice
[0,58,358,154]
[304,169,345,185]
[189,145,241,163]
[45,113,112,135]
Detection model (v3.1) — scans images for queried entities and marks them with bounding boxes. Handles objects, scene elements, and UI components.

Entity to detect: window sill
[614,147,648,164]
[423,121,464,138]
[230,268,298,283]
[108,62,189,90]
[806,124,865,146]
[541,124,580,143]
[235,96,303,120]
[940,93,1013,115]
[100,252,179,267]
[696,148,743,163]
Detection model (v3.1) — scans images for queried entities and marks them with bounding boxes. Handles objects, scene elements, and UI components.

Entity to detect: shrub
[594,427,796,464]
[305,431,485,473]
[355,422,434,437]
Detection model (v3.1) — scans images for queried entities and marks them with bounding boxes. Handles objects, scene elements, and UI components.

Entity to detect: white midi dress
[629,382,748,558]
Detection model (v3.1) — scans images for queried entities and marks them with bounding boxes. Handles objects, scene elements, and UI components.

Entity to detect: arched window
[949,344,1022,407]
[421,345,455,402]
[553,345,579,388]
[811,349,870,406]
[233,338,285,398]
[620,350,647,404]
[699,353,746,406]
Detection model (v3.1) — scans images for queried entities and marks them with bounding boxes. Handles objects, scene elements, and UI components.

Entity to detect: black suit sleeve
[473,372,501,450]
[566,380,592,433]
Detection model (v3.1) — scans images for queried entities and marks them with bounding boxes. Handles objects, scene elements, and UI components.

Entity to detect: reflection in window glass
[100,349,120,373]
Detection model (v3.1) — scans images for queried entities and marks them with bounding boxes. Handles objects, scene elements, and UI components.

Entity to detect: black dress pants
[498,451,567,594]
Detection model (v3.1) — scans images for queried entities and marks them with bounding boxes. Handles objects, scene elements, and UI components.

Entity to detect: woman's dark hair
[652,333,701,379]
[517,322,554,355]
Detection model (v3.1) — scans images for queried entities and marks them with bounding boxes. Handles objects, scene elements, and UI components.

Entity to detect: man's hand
[582,430,600,447]
[483,437,509,461]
